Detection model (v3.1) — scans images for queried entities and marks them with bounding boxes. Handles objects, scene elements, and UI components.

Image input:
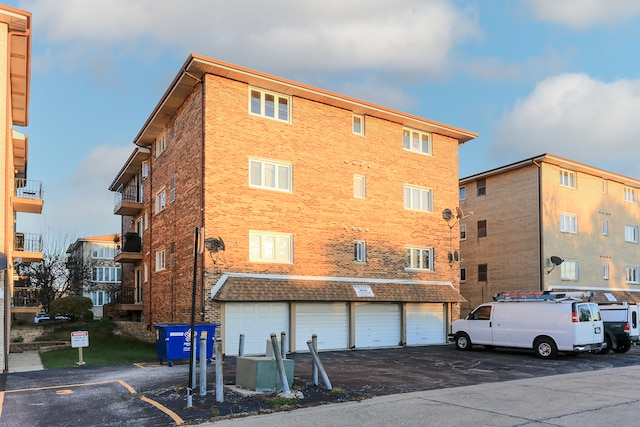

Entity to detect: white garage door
[224,302,289,356]
[295,303,349,352]
[405,303,446,346]
[355,302,401,348]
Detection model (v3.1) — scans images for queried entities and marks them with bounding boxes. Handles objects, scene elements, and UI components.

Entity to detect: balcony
[113,183,143,216]
[108,287,143,311]
[14,232,43,262]
[12,286,41,313]
[114,232,143,263]
[13,178,43,214]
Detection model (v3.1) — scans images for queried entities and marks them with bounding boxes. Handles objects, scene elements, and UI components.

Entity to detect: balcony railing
[112,287,142,305]
[14,178,44,214]
[12,287,40,308]
[113,184,143,216]
[15,232,43,253]
[114,232,143,263]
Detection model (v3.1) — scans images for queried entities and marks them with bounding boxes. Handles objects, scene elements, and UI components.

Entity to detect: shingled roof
[212,275,465,303]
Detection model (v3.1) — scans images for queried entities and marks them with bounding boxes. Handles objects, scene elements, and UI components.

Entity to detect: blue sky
[7,0,640,241]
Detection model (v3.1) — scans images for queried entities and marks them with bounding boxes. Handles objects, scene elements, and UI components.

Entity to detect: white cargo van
[448,300,605,359]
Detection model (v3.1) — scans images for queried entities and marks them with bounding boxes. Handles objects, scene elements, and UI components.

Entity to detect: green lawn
[36,320,158,369]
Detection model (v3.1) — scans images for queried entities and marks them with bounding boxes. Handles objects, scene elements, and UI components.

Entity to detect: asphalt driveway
[3,344,640,426]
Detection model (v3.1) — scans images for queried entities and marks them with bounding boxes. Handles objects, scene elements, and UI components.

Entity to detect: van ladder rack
[494,291,593,302]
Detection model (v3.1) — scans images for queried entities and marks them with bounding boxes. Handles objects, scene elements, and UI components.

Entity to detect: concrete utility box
[235,356,295,391]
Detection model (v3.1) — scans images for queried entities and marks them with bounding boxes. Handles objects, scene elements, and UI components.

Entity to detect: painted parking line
[0,379,184,425]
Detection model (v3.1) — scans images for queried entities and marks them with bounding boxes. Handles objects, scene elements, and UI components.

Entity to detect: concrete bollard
[216,338,223,402]
[199,335,207,396]
[312,334,318,386]
[280,331,287,359]
[238,334,245,357]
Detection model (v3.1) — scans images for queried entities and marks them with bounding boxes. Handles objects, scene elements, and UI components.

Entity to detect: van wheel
[614,342,631,354]
[454,333,472,351]
[596,336,612,355]
[534,337,557,359]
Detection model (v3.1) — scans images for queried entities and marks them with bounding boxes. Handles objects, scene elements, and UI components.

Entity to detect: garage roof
[211,273,466,303]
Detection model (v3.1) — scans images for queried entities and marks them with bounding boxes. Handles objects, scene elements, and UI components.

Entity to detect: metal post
[270,333,291,394]
[215,338,223,402]
[280,331,287,359]
[312,334,318,385]
[199,334,206,396]
[187,227,201,408]
[307,339,332,391]
[238,333,245,357]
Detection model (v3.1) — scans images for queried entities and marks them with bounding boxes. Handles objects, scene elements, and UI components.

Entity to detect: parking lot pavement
[2,344,640,426]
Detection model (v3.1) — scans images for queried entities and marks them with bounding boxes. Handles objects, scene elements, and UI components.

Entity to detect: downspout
[198,74,205,322]
[533,160,543,291]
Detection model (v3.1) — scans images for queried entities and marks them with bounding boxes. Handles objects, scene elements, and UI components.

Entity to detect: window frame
[155,188,167,213]
[402,128,432,155]
[624,186,638,203]
[352,115,364,135]
[559,169,576,188]
[459,186,466,201]
[249,230,293,264]
[626,266,640,284]
[249,158,293,193]
[155,249,166,272]
[460,224,467,241]
[477,220,487,238]
[561,260,579,281]
[460,267,467,282]
[353,240,366,263]
[478,264,488,282]
[560,213,578,234]
[249,87,291,122]
[353,174,366,199]
[625,225,639,243]
[404,246,434,271]
[403,184,433,212]
[476,179,486,196]
[155,133,167,158]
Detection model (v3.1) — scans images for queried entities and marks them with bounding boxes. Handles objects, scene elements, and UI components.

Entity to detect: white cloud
[19,144,133,239]
[26,0,480,76]
[526,0,640,30]
[491,73,640,179]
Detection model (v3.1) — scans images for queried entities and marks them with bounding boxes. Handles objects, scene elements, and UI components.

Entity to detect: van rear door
[628,305,640,341]
[573,302,604,345]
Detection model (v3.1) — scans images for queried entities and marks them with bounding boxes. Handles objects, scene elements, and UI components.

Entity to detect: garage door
[355,302,401,348]
[294,303,349,352]
[224,302,288,356]
[405,303,446,346]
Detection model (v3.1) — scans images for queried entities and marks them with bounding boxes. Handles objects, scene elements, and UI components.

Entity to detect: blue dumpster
[154,323,218,367]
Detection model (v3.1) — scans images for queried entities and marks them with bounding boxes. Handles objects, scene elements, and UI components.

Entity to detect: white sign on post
[71,331,89,365]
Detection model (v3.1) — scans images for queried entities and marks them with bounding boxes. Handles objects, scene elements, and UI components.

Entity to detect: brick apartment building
[458,153,640,314]
[109,54,478,355]
[1,5,44,372]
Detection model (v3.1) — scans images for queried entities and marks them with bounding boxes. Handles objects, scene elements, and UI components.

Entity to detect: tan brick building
[1,5,43,372]
[458,154,640,314]
[109,54,477,354]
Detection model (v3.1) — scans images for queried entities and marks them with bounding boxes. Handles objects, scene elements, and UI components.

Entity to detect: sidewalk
[204,365,640,426]
[7,351,44,373]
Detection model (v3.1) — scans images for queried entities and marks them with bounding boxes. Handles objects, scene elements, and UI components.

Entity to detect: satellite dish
[550,256,564,266]
[204,236,225,253]
[442,208,453,221]
[456,206,464,219]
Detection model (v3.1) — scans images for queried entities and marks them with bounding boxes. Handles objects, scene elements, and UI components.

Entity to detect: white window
[402,128,432,155]
[142,161,149,178]
[155,189,166,213]
[353,240,366,263]
[561,260,578,281]
[559,169,576,188]
[249,231,293,263]
[459,186,466,200]
[460,268,467,282]
[92,245,115,259]
[624,186,638,203]
[169,174,176,203]
[404,246,434,271]
[354,175,366,199]
[90,291,111,307]
[460,224,466,241]
[603,263,609,280]
[626,267,640,284]
[404,185,433,212]
[249,88,290,122]
[155,249,166,271]
[602,180,608,193]
[560,213,578,234]
[155,133,167,158]
[602,219,609,236]
[249,158,292,192]
[625,225,639,243]
[352,115,364,135]
[92,267,121,283]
